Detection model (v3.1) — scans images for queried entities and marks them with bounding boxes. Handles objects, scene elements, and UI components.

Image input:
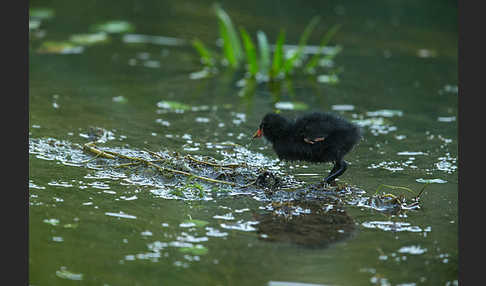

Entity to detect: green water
[29,0,457,285]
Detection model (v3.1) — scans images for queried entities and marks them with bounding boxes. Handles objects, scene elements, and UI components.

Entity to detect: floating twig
[114,162,142,168]
[83,142,116,159]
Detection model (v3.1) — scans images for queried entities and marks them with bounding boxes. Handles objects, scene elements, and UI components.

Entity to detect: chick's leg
[324,160,347,183]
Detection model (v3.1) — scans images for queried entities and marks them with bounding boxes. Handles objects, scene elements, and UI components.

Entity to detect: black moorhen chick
[253,112,361,184]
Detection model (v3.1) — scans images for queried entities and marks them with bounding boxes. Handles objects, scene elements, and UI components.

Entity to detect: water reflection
[254,198,355,247]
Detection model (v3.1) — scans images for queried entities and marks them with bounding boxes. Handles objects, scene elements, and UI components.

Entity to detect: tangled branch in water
[83,142,239,186]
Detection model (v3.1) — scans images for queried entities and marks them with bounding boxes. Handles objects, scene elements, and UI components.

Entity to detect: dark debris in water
[255,171,283,192]
[360,192,423,214]
[348,184,426,215]
[30,136,426,247]
[29,136,423,214]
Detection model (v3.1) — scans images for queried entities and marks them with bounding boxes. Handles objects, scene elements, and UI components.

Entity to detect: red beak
[252,128,263,139]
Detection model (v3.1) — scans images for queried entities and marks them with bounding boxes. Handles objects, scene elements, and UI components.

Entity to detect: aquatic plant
[373,183,428,197]
[369,183,428,212]
[192,4,342,83]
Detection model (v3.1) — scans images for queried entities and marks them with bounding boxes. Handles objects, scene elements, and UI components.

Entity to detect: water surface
[29,0,457,285]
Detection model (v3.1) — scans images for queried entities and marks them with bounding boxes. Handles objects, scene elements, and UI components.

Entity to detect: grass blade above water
[240,27,258,76]
[271,29,286,79]
[257,30,270,76]
[192,39,214,67]
[283,16,320,75]
[214,4,243,68]
[305,24,342,73]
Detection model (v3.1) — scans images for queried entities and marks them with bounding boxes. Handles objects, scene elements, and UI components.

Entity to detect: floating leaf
[30,8,55,19]
[366,109,403,117]
[352,117,388,127]
[317,74,339,84]
[156,101,191,111]
[123,34,186,46]
[179,245,209,255]
[332,104,355,111]
[437,116,456,122]
[189,69,211,80]
[92,20,135,34]
[112,96,128,103]
[274,101,309,111]
[417,49,437,58]
[181,219,209,228]
[416,178,447,184]
[63,223,78,229]
[37,41,84,54]
[29,20,41,30]
[56,267,83,280]
[69,33,110,46]
[43,218,59,226]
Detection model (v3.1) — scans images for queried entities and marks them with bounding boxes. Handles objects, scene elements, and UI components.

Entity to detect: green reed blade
[214,4,243,68]
[283,16,320,74]
[257,30,270,75]
[192,39,214,67]
[305,24,341,72]
[240,27,258,76]
[271,29,286,78]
